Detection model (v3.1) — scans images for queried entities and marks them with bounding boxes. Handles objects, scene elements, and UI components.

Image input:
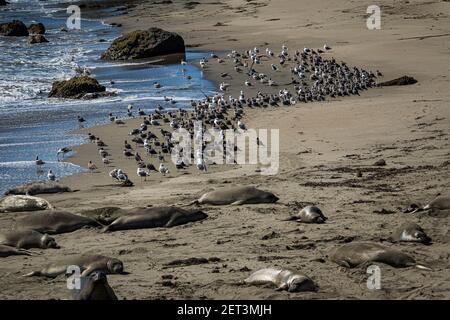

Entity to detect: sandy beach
[1,0,449,299]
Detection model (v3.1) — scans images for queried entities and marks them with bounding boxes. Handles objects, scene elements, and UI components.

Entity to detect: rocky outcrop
[28,22,46,35]
[101,27,185,60]
[49,76,106,99]
[28,34,49,44]
[378,76,418,86]
[0,20,29,36]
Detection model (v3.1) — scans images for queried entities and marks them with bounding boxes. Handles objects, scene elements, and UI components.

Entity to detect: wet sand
[0,0,449,299]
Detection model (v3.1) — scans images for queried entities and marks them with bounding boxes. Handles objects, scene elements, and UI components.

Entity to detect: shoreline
[1,0,449,300]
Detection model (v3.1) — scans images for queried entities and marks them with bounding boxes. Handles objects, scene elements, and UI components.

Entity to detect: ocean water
[0,0,215,194]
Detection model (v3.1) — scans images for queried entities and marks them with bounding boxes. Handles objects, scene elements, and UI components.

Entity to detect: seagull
[153,82,161,89]
[271,64,278,71]
[159,163,169,176]
[56,147,72,161]
[109,168,118,181]
[116,169,128,182]
[87,160,97,172]
[245,80,252,86]
[47,169,56,181]
[181,60,187,65]
[137,167,149,182]
[238,120,247,131]
[114,117,125,125]
[324,43,332,51]
[102,157,110,166]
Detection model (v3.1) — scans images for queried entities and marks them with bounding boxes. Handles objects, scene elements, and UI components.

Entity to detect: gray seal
[191,186,279,205]
[71,271,118,300]
[0,229,59,249]
[0,195,53,212]
[24,254,124,277]
[5,181,72,196]
[244,268,317,292]
[0,244,33,257]
[16,210,101,234]
[102,206,207,232]
[330,242,431,270]
[390,222,431,245]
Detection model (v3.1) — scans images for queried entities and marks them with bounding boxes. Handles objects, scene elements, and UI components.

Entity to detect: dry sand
[1,0,449,299]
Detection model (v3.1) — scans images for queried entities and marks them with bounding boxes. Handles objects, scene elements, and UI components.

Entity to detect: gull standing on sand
[137,167,149,182]
[324,43,332,51]
[47,170,56,181]
[116,169,128,182]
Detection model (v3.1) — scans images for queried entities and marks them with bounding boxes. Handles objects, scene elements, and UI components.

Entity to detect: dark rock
[28,34,49,44]
[378,76,418,86]
[101,27,185,60]
[48,76,106,99]
[28,22,45,35]
[0,20,29,36]
[373,159,386,166]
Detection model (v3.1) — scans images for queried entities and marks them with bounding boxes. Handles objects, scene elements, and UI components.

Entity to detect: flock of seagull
[33,43,381,185]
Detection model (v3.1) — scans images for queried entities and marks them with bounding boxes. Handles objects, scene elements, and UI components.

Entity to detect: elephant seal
[0,195,53,212]
[0,244,33,257]
[4,181,72,196]
[0,230,59,249]
[409,195,450,215]
[16,210,101,234]
[390,222,431,245]
[102,206,207,232]
[24,254,124,277]
[191,186,279,205]
[289,206,327,223]
[330,242,431,270]
[71,271,118,300]
[244,268,317,292]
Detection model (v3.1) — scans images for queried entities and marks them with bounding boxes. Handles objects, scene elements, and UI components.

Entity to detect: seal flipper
[231,200,246,205]
[415,264,433,271]
[23,271,41,277]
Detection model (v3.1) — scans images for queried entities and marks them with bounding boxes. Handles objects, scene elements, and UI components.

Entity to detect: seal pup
[418,195,450,212]
[24,254,124,277]
[4,181,72,196]
[330,242,431,270]
[0,244,34,257]
[0,195,53,212]
[102,207,207,232]
[390,222,431,245]
[244,268,317,292]
[191,186,279,205]
[286,205,328,223]
[0,230,59,249]
[71,271,118,300]
[16,210,101,234]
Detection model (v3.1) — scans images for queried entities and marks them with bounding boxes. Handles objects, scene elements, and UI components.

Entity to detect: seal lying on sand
[16,211,101,234]
[244,268,317,292]
[330,242,431,269]
[286,206,327,223]
[390,222,431,245]
[0,195,53,212]
[191,186,279,205]
[24,254,124,277]
[0,229,59,249]
[4,181,72,196]
[102,206,207,232]
[0,244,33,257]
[71,271,118,300]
